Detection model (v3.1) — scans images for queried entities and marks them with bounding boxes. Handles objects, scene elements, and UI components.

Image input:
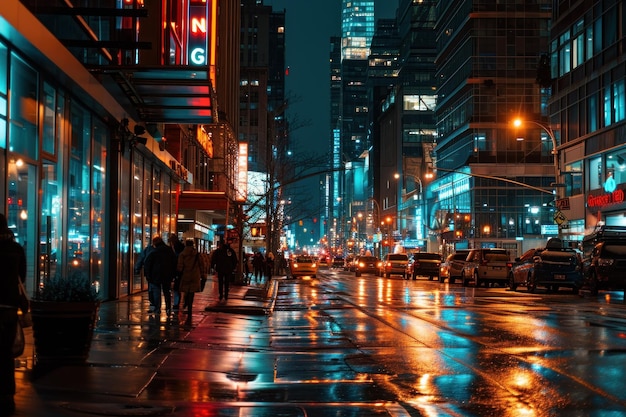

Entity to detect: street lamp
[512,118,559,180]
[368,198,382,258]
[513,117,566,230]
[357,212,363,250]
[394,172,428,249]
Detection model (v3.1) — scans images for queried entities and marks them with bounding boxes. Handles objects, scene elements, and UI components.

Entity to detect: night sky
[264,0,399,156]
[261,1,398,229]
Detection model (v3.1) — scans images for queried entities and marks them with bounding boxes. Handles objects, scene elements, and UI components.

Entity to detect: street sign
[553,210,568,228]
[556,198,570,210]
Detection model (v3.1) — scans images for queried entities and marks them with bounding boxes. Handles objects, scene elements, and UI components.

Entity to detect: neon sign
[188,1,209,65]
[588,188,625,208]
[186,0,217,85]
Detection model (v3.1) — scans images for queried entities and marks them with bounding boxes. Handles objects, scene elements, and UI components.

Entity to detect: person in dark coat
[211,240,238,301]
[176,240,205,324]
[265,252,275,279]
[0,213,27,416]
[252,251,265,282]
[168,233,185,314]
[144,235,177,315]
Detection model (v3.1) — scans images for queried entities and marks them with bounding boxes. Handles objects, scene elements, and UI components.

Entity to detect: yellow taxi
[290,255,319,278]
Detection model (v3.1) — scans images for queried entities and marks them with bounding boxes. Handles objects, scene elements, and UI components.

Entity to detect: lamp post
[512,118,559,188]
[368,198,382,258]
[513,118,566,231]
[357,212,363,251]
[394,172,427,249]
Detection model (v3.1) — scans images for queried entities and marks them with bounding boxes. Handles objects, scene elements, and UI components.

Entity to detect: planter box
[31,300,100,369]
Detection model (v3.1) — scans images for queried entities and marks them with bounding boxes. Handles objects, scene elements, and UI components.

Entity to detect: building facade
[239,0,287,255]
[2,0,240,300]
[550,0,626,237]
[432,0,554,257]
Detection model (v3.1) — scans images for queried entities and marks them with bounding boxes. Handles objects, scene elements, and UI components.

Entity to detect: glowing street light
[513,117,567,231]
[512,117,559,189]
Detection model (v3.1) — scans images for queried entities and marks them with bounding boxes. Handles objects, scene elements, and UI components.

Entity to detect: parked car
[378,253,409,278]
[406,252,441,280]
[290,255,318,278]
[354,255,380,277]
[581,225,626,295]
[527,246,583,294]
[584,241,626,295]
[461,248,511,287]
[509,247,544,291]
[441,250,470,284]
[332,256,345,268]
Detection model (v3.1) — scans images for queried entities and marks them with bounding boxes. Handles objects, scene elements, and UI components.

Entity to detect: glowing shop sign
[188,1,210,66]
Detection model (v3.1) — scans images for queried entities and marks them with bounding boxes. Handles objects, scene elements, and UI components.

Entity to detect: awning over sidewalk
[96,66,214,124]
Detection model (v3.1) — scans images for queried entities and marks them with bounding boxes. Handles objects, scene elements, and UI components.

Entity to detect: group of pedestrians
[246,251,286,282]
[135,235,239,317]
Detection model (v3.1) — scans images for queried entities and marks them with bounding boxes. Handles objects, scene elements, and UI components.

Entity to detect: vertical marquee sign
[187,0,218,83]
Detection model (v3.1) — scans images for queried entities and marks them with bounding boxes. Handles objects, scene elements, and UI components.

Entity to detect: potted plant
[30,273,101,372]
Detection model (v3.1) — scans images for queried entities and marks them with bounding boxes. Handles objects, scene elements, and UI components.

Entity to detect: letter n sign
[187,0,211,65]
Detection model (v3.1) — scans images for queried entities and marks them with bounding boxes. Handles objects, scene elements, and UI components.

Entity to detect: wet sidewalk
[13,276,280,417]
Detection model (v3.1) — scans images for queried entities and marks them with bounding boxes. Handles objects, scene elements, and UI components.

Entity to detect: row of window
[553,9,623,78]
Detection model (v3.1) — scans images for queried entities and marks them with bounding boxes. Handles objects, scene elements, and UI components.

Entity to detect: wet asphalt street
[13,267,626,416]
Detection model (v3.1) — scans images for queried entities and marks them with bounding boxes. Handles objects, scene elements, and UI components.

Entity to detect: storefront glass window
[42,82,56,155]
[92,119,107,295]
[0,42,7,149]
[68,102,91,281]
[588,156,603,191]
[132,153,145,292]
[40,163,62,287]
[40,90,65,288]
[9,54,38,160]
[118,156,131,298]
[606,150,626,189]
[8,160,38,292]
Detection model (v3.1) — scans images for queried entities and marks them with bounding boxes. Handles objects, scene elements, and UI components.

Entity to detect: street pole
[395,172,425,249]
[368,198,382,258]
[513,118,565,232]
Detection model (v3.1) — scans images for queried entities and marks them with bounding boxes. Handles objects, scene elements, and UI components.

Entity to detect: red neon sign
[587,188,625,208]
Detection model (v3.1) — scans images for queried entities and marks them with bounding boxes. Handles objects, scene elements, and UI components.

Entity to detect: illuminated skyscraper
[341,0,375,60]
[329,0,375,251]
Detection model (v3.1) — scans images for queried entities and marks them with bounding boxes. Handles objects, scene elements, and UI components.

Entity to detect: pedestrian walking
[176,240,205,325]
[243,253,251,280]
[211,240,238,301]
[266,251,275,279]
[0,213,27,417]
[144,235,177,315]
[135,238,156,312]
[276,252,286,275]
[168,233,185,314]
[252,251,265,282]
